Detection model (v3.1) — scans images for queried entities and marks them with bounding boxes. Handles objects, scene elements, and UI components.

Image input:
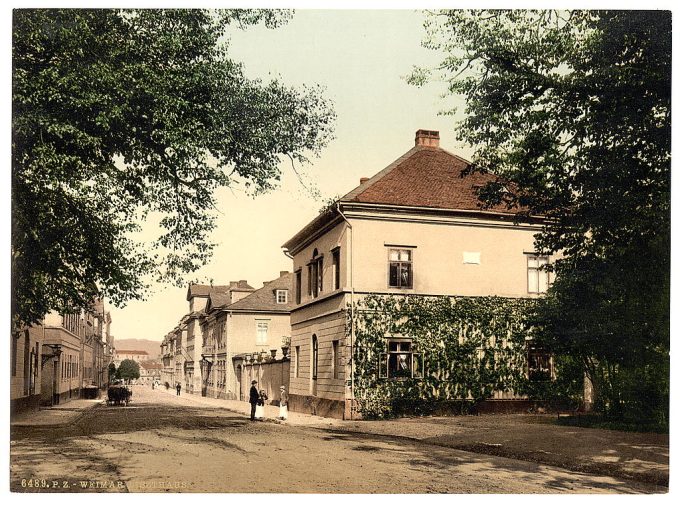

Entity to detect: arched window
[311,334,318,380]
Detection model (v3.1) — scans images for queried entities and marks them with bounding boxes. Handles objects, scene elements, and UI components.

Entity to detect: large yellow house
[282,130,550,419]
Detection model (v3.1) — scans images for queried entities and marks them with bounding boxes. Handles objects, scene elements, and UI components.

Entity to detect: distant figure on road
[249,380,259,421]
[279,386,288,420]
[176,382,181,396]
[152,382,155,390]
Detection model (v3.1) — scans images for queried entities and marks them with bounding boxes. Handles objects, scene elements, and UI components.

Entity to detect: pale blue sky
[109,10,466,342]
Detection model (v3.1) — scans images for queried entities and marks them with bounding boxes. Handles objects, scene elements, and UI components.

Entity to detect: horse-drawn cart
[107,385,132,406]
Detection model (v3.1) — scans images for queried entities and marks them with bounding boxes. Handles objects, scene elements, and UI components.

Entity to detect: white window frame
[276,289,288,304]
[527,254,550,294]
[378,338,423,380]
[387,248,414,289]
[255,320,270,346]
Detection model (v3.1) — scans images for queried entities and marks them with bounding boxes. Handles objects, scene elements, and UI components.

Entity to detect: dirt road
[10,386,663,493]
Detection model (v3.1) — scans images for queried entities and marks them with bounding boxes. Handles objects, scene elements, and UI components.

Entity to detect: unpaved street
[10,386,663,493]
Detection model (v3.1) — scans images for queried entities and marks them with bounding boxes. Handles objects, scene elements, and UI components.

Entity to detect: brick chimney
[279,270,289,277]
[415,129,440,147]
[360,177,369,185]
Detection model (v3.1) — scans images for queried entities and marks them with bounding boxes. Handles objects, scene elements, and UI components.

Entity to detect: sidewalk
[155,386,334,426]
[11,398,104,427]
[157,386,669,487]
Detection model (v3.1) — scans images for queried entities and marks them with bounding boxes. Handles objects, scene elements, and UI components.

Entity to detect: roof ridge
[436,145,473,167]
[340,145,425,202]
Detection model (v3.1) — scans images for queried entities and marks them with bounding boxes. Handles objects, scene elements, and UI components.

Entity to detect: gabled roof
[225,272,295,313]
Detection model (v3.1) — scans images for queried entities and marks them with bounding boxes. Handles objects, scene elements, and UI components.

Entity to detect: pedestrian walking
[255,389,268,420]
[249,380,259,421]
[176,382,181,396]
[279,385,288,420]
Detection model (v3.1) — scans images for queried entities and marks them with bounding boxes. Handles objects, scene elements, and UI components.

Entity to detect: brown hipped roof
[341,145,511,212]
[283,130,526,253]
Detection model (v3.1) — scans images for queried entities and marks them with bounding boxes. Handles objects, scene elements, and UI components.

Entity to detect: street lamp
[41,344,63,365]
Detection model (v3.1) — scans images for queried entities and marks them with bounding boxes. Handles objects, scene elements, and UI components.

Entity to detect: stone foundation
[288,394,345,419]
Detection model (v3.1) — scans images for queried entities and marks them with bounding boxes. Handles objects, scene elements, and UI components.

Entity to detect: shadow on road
[313,428,664,493]
[11,403,249,443]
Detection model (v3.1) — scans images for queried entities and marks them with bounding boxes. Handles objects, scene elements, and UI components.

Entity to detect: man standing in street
[249,380,259,421]
[176,382,181,396]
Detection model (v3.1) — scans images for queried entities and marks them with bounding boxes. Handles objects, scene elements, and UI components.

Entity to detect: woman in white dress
[279,386,288,420]
[255,389,267,419]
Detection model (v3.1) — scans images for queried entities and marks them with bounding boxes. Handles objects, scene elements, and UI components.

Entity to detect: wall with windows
[41,325,82,405]
[288,310,347,418]
[349,213,547,298]
[10,326,43,414]
[228,312,290,358]
[291,222,348,307]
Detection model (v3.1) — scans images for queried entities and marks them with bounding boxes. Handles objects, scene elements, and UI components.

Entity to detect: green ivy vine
[347,295,571,419]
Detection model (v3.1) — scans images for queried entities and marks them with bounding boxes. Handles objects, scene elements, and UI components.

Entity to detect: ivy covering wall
[348,295,582,419]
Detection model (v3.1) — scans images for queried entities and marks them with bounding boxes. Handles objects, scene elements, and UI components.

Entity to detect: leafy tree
[12,9,335,328]
[116,359,140,381]
[108,362,117,381]
[411,10,670,422]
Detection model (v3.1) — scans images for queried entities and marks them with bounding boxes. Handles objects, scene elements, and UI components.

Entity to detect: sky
[108,9,473,343]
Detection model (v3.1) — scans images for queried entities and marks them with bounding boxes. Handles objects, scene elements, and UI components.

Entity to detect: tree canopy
[116,359,140,381]
[12,9,335,328]
[412,10,670,422]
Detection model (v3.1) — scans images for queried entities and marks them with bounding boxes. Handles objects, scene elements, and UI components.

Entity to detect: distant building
[161,281,255,393]
[114,350,149,366]
[139,360,162,384]
[160,275,294,401]
[201,272,293,401]
[11,302,113,415]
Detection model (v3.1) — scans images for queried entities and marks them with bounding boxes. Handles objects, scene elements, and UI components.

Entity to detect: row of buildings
[160,130,554,419]
[11,301,114,414]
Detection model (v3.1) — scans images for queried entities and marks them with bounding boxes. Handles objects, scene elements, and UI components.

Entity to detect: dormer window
[276,289,288,304]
